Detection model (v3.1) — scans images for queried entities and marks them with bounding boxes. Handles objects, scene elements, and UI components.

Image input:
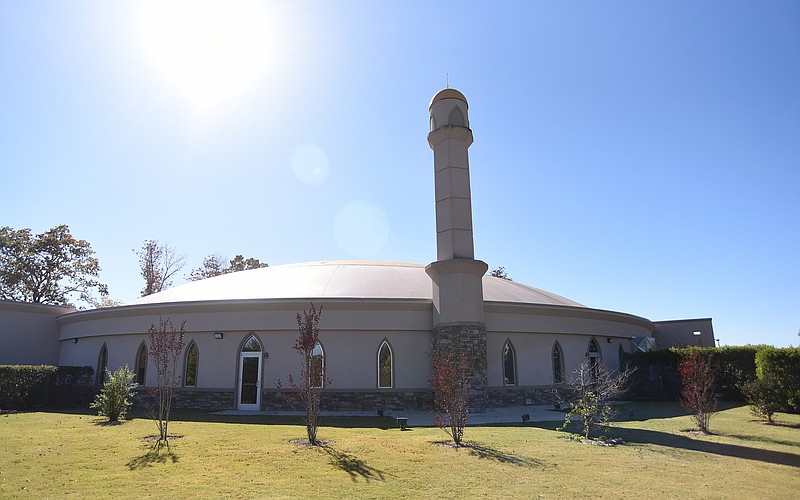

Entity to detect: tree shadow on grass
[166,411,399,429]
[463,441,546,468]
[92,419,124,426]
[723,432,800,449]
[771,421,800,429]
[320,444,389,482]
[611,427,800,468]
[126,441,179,470]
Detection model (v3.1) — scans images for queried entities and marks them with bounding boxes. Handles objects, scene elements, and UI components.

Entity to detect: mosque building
[0,89,714,411]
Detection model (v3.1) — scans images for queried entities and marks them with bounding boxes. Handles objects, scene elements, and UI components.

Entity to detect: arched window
[377,340,393,388]
[552,341,564,384]
[96,344,108,385]
[587,338,601,379]
[242,334,262,352]
[618,344,625,371]
[135,342,147,385]
[184,342,198,387]
[310,342,325,388]
[502,340,516,386]
[449,106,465,126]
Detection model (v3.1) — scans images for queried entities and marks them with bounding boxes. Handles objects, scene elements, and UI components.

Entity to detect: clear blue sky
[1,1,798,347]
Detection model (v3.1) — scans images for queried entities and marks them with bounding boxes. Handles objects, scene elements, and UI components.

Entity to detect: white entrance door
[238,353,262,410]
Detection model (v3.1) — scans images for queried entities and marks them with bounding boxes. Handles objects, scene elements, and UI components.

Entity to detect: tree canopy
[137,240,186,297]
[187,254,268,282]
[0,224,108,306]
[489,266,512,281]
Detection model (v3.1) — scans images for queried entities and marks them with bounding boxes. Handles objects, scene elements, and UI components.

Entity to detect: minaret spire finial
[446,73,449,89]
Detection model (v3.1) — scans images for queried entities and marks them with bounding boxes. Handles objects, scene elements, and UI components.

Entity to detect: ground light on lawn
[1,403,799,498]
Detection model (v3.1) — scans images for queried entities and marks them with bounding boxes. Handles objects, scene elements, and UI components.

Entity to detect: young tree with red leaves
[429,346,470,447]
[679,351,717,433]
[147,316,185,445]
[278,303,327,445]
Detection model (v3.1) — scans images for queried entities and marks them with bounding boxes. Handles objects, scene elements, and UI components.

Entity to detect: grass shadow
[771,421,800,429]
[166,410,400,429]
[126,441,179,470]
[464,441,546,468]
[611,427,800,468]
[724,433,800,449]
[611,401,744,422]
[320,444,389,482]
[92,418,129,426]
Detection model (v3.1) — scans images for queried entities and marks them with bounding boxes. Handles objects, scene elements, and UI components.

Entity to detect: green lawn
[1,403,798,498]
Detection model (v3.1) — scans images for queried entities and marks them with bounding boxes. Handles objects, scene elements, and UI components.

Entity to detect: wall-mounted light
[72,338,79,343]
[263,352,269,359]
[692,331,702,336]
[607,337,613,343]
[214,332,224,339]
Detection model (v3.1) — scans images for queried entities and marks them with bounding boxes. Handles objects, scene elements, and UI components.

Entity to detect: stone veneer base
[136,386,564,413]
[432,323,488,411]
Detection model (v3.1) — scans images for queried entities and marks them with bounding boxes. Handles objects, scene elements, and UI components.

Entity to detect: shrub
[713,345,761,399]
[679,351,717,433]
[622,350,681,400]
[0,365,58,409]
[755,347,800,413]
[90,365,137,422]
[742,374,784,423]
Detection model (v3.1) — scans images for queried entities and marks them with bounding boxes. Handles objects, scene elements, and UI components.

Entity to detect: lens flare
[291,143,330,185]
[334,200,390,258]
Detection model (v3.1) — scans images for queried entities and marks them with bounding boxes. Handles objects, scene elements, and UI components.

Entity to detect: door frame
[237,352,262,410]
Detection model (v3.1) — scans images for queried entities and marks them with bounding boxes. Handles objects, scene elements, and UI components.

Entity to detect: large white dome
[128,260,585,308]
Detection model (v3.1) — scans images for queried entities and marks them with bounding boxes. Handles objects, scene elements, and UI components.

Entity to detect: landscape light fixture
[397,417,408,431]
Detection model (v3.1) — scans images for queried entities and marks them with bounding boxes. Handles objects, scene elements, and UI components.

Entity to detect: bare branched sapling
[558,359,633,440]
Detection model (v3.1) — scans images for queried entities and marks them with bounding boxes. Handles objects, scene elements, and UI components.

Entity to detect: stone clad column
[425,88,488,410]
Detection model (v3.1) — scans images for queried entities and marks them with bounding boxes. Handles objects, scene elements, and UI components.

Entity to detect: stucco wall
[0,301,73,365]
[57,299,434,393]
[486,332,629,387]
[60,327,434,391]
[653,318,715,349]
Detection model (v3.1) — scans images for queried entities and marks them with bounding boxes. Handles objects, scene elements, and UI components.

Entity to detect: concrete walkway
[217,404,563,427]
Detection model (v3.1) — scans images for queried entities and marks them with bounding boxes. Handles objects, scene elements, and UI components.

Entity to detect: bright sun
[137,0,274,115]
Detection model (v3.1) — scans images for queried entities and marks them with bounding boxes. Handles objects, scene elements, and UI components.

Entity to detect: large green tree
[0,224,107,306]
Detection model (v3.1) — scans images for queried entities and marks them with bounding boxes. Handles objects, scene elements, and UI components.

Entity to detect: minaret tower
[425,88,488,410]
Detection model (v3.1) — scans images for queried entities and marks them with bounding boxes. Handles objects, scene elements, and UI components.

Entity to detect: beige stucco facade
[0,301,74,365]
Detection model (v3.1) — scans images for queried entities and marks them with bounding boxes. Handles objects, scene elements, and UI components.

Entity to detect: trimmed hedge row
[0,365,96,410]
[623,345,800,413]
[622,346,764,401]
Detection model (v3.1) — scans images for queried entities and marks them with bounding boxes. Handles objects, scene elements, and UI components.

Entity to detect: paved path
[217,404,564,427]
